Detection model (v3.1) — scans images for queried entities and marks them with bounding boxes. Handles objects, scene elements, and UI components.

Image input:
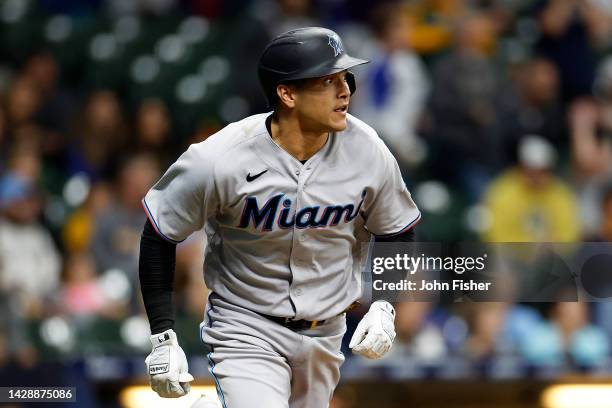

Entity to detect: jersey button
[299,234,307,242]
[295,169,300,175]
[295,288,303,296]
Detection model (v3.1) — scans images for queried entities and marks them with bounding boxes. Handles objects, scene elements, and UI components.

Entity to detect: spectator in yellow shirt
[483,136,580,242]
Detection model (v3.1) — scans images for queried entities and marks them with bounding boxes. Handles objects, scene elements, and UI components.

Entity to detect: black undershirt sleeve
[372,227,416,306]
[374,226,416,243]
[138,219,177,334]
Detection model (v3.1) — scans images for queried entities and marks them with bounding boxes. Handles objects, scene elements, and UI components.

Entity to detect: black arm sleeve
[374,226,416,243]
[372,227,416,305]
[139,219,177,334]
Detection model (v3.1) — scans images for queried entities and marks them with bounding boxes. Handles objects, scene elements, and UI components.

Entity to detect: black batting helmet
[258,27,369,106]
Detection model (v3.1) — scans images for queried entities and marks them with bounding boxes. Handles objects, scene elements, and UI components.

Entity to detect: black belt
[263,302,360,331]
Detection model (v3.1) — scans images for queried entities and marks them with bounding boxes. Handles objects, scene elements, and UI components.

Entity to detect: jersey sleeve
[363,146,421,236]
[142,144,219,243]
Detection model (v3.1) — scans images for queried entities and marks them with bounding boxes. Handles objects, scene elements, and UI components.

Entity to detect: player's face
[293,70,351,132]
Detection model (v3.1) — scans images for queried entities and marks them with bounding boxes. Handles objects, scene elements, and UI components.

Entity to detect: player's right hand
[145,329,194,398]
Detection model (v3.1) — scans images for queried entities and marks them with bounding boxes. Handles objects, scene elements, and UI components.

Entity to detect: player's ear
[276,84,296,109]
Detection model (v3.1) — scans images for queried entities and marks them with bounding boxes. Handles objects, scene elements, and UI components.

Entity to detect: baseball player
[139,27,420,407]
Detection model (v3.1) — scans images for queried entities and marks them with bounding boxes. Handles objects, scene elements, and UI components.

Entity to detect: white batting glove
[349,301,396,359]
[145,329,194,398]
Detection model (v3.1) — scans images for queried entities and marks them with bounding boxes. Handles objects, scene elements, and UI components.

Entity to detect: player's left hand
[349,301,396,359]
[145,329,194,398]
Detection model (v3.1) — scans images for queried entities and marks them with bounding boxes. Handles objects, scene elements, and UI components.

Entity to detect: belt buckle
[284,317,301,330]
[309,320,318,330]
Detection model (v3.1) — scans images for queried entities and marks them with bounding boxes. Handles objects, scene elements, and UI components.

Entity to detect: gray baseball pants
[200,293,347,408]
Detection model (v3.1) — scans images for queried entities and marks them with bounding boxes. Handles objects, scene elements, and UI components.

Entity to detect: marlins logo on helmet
[327,33,344,57]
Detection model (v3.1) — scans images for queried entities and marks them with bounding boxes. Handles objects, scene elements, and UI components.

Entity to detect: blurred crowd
[1,0,612,380]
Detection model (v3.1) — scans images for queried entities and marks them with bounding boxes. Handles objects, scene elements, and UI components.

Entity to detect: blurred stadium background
[2,0,612,407]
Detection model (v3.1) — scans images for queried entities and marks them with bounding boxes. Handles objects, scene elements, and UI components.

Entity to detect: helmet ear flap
[346,71,356,95]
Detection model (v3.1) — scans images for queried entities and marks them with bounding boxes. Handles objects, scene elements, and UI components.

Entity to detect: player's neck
[270,114,329,162]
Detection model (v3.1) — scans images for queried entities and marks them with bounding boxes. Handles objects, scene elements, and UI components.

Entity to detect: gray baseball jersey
[143,112,420,321]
